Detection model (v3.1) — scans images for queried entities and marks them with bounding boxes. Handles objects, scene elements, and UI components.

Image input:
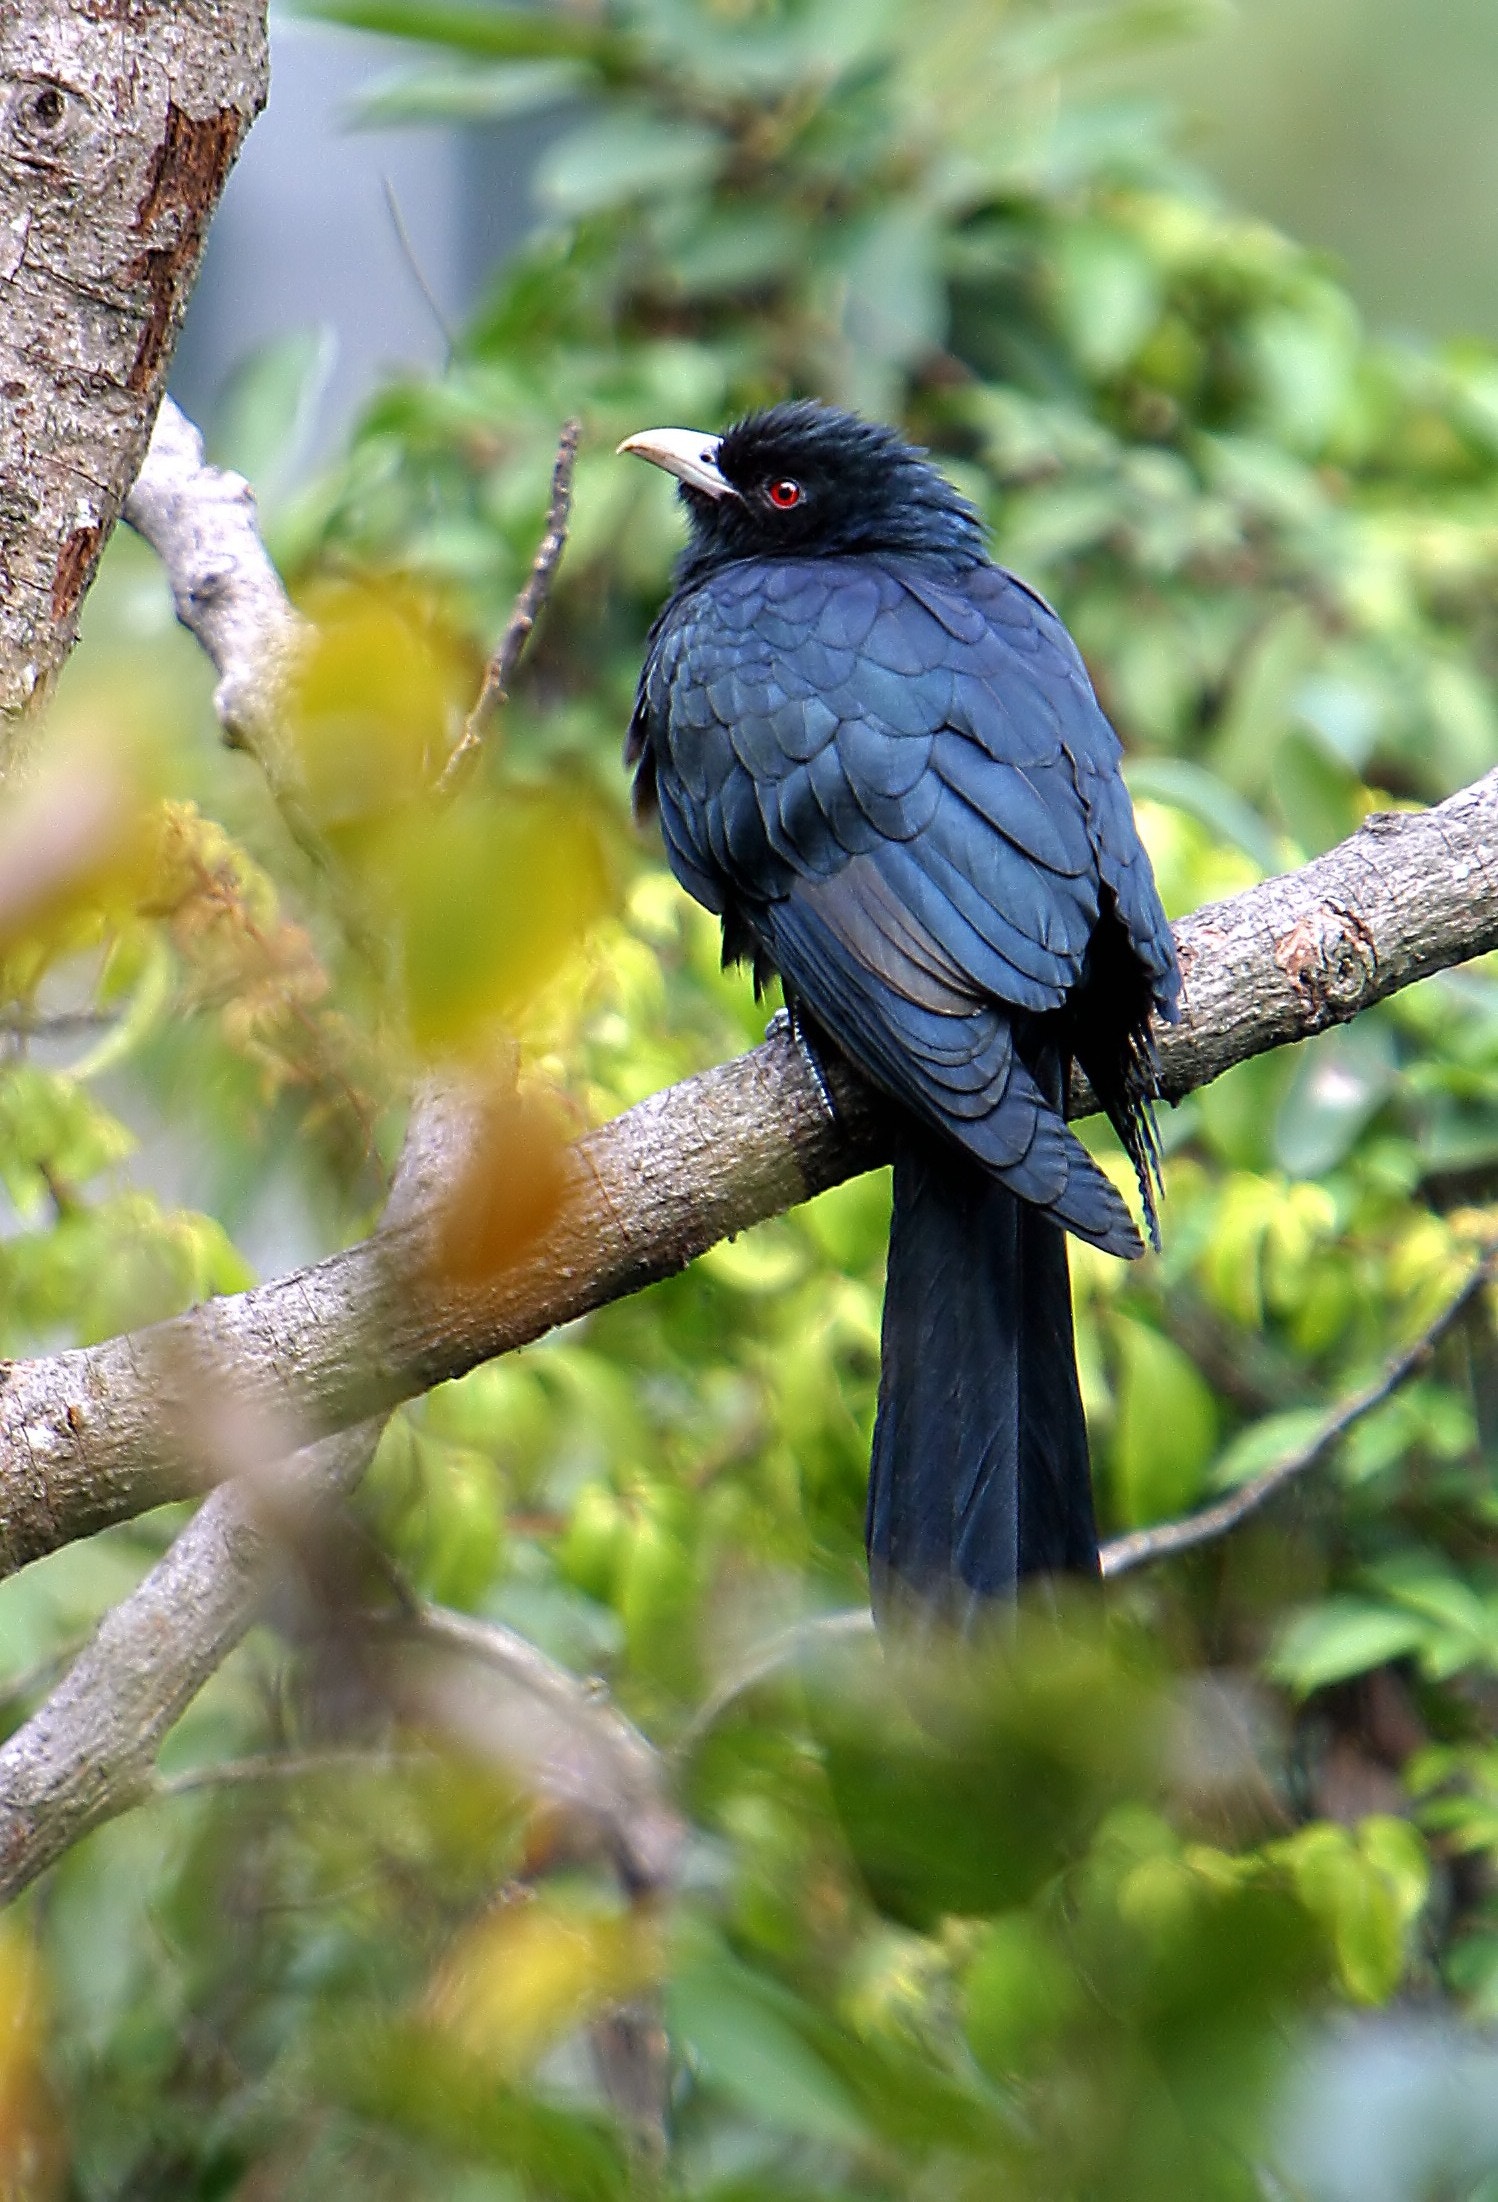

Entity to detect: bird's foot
[767,1003,841,1129]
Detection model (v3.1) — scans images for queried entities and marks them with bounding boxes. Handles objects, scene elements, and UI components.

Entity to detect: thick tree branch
[0,767,1492,1572]
[0,1087,679,1910]
[0,421,681,1919]
[0,4,268,764]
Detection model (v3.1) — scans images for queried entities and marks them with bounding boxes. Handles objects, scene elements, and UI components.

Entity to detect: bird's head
[618,400,986,579]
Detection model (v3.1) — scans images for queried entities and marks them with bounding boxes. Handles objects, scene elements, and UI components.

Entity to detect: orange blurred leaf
[286,576,473,836]
[429,1080,574,1285]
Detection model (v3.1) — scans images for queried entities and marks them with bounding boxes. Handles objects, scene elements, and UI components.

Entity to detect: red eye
[766,477,803,509]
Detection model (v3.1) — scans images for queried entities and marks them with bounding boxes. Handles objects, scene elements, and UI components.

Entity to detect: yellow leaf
[426,1894,661,2074]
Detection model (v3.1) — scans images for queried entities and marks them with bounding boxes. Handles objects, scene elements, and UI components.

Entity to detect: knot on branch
[0,73,104,184]
[1273,901,1377,1029]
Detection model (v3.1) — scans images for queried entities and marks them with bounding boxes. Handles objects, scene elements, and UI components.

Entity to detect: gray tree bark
[0,1,268,763]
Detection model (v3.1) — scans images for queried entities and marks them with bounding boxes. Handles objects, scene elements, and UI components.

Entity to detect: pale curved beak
[617,426,736,501]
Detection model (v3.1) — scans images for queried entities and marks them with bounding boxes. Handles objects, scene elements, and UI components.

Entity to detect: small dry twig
[436,418,582,796]
[376,1601,681,1898]
[1100,1243,1498,1578]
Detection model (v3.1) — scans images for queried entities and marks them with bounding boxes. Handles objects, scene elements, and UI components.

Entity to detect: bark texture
[0,2,268,758]
[123,395,300,753]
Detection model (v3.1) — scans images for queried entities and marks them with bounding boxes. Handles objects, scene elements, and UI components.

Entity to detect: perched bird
[620,402,1178,1627]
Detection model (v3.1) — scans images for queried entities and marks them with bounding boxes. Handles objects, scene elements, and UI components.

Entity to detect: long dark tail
[866,1127,1098,1630]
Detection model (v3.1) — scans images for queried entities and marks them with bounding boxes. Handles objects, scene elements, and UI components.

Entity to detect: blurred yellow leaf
[380,791,612,1055]
[428,1080,573,1285]
[287,575,472,834]
[0,1923,61,2198]
[0,737,156,973]
[426,1892,661,2075]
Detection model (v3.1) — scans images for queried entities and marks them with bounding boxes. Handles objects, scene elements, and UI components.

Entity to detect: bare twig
[681,1250,1498,1741]
[678,1610,877,1756]
[1100,1244,1498,1578]
[123,399,387,971]
[382,175,456,361]
[436,418,582,796]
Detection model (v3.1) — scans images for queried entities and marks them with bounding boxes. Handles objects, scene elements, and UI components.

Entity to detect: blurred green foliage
[0,0,1492,2193]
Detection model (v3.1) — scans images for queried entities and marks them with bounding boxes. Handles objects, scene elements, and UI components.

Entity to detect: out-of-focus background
[1,2,1496,2196]
[173,0,1498,455]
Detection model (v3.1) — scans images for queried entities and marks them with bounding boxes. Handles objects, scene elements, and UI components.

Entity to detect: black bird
[621,402,1178,1627]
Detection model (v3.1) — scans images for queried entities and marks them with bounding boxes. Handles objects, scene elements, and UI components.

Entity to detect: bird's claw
[768,1003,841,1129]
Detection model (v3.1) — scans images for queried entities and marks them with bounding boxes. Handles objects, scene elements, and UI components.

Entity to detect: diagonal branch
[0,764,1493,1576]
[0,1420,381,1903]
[682,1247,1498,1744]
[0,1091,679,1912]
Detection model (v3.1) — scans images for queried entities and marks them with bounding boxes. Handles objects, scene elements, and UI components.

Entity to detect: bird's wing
[936,563,1179,1015]
[644,556,1172,1253]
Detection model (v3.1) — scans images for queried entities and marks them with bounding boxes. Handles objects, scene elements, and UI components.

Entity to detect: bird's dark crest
[675,399,988,582]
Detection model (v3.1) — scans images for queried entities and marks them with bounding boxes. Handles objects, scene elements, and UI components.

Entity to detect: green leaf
[1273,1021,1397,1178]
[962,1913,1078,2079]
[840,204,947,376]
[1054,223,1161,377]
[1269,1600,1427,1695]
[1209,1407,1327,1492]
[1124,756,1281,874]
[0,1066,134,1214]
[320,2018,627,2201]
[1249,298,1359,454]
[1290,672,1381,772]
[1270,729,1367,857]
[291,0,637,74]
[534,110,725,216]
[208,327,335,506]
[1357,1815,1431,1939]
[1109,1316,1218,1526]
[1273,1822,1412,2004]
[668,1949,867,2146]
[349,57,591,127]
